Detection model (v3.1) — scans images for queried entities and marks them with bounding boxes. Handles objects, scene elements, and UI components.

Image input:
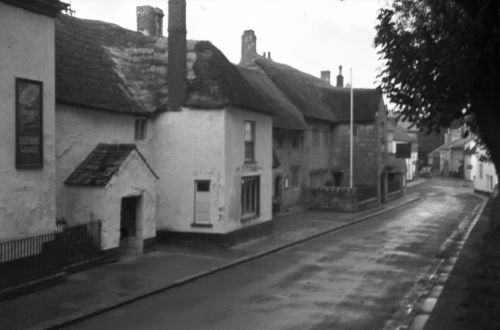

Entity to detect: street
[68,180,482,330]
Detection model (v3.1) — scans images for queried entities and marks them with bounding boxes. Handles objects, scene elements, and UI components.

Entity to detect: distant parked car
[419,166,432,178]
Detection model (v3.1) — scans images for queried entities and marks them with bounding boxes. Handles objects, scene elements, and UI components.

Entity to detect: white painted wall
[406,151,418,181]
[154,106,272,234]
[225,107,272,232]
[55,104,152,219]
[474,159,498,193]
[65,151,157,250]
[154,108,226,233]
[0,4,56,239]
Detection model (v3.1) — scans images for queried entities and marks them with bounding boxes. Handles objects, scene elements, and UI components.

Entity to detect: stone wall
[273,129,304,211]
[307,186,379,213]
[331,123,380,186]
[302,119,333,187]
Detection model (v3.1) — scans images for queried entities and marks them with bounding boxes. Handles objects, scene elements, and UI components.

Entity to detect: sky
[68,0,384,88]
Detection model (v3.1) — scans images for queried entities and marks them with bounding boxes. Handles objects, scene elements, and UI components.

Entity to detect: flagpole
[350,68,353,189]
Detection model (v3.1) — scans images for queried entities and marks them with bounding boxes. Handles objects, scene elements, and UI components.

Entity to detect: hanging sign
[396,143,411,159]
[16,78,43,169]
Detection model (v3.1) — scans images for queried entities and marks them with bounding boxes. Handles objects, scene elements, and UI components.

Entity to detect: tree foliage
[374,0,500,169]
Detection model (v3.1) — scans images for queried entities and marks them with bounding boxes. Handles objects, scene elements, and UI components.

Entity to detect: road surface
[70,180,482,330]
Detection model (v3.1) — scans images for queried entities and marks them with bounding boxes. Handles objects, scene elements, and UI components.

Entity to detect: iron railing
[0,221,102,291]
[61,221,102,265]
[0,231,58,263]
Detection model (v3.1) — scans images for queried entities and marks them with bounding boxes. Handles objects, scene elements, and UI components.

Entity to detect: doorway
[274,176,282,199]
[120,196,142,254]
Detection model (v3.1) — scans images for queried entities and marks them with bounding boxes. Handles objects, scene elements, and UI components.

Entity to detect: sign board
[16,78,43,169]
[396,143,411,159]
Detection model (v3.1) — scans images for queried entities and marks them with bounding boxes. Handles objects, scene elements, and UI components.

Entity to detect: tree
[374,0,500,176]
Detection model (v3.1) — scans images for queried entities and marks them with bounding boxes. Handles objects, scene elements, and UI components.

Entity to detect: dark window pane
[197,181,210,192]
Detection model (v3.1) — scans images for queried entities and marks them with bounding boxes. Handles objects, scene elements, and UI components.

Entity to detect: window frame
[291,133,301,149]
[134,118,148,141]
[312,130,320,147]
[241,175,260,220]
[290,165,300,187]
[244,121,256,163]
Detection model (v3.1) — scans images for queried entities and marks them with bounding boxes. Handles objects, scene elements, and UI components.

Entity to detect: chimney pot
[320,70,331,84]
[137,6,164,37]
[240,30,257,66]
[336,65,344,87]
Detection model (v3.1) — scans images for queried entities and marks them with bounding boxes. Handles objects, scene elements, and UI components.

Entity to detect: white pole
[350,68,353,189]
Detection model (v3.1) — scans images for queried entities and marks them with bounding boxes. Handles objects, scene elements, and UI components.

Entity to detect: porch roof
[64,143,158,186]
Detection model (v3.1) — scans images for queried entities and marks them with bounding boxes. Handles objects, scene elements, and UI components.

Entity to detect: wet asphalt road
[69,180,482,330]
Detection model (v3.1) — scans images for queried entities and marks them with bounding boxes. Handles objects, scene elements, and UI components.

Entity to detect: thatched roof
[255,57,383,124]
[238,66,307,130]
[55,15,275,116]
[255,58,337,122]
[319,86,383,123]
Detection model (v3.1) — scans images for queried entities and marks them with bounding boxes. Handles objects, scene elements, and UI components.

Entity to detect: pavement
[0,186,424,330]
[417,193,495,330]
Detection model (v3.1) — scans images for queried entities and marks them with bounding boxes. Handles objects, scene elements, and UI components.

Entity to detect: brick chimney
[240,30,257,66]
[167,0,187,111]
[137,6,164,37]
[336,65,344,87]
[320,70,331,84]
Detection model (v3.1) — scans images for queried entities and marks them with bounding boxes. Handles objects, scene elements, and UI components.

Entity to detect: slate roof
[65,143,157,186]
[238,66,307,130]
[55,15,275,116]
[254,57,383,123]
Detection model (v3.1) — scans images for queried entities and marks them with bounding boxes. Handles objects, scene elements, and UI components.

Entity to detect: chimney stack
[320,70,331,84]
[167,0,187,111]
[336,65,344,87]
[240,30,257,66]
[137,6,164,37]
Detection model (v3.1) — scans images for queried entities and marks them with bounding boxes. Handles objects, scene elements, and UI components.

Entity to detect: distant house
[238,31,389,209]
[428,127,473,178]
[463,141,498,193]
[474,156,498,194]
[387,117,418,181]
[54,3,276,251]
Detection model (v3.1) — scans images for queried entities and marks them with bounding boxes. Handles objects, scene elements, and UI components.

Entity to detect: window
[312,130,320,147]
[244,121,255,162]
[479,162,484,178]
[323,130,329,147]
[241,176,260,219]
[353,125,358,137]
[291,133,301,148]
[274,135,284,148]
[135,118,147,140]
[291,166,300,187]
[194,180,211,225]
